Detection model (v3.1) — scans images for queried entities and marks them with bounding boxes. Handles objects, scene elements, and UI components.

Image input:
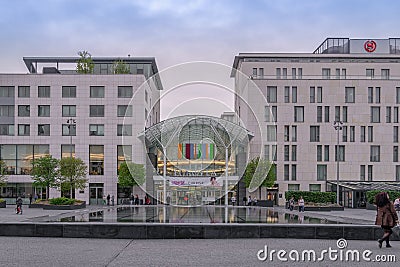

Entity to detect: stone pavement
[0,237,399,267]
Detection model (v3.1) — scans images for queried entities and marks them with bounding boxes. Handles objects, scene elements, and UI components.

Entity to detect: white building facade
[232,38,400,206]
[0,57,162,204]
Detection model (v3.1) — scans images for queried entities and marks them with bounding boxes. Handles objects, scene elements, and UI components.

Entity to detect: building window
[0,86,15,97]
[360,126,366,142]
[381,69,390,80]
[89,145,104,175]
[317,87,322,103]
[342,106,348,122]
[292,68,296,79]
[317,145,322,161]
[90,86,105,98]
[288,184,300,191]
[370,107,380,123]
[294,106,304,122]
[396,166,400,181]
[264,145,269,160]
[0,124,14,136]
[309,184,321,192]
[292,145,297,161]
[267,125,277,141]
[272,145,277,161]
[366,69,374,79]
[62,124,76,136]
[284,145,290,161]
[317,165,327,181]
[38,124,50,136]
[394,107,399,123]
[324,145,329,161]
[292,86,297,103]
[62,86,76,98]
[368,87,373,104]
[324,106,330,122]
[368,165,373,181]
[317,106,322,122]
[394,146,398,162]
[276,68,281,79]
[342,126,347,142]
[61,144,75,158]
[291,165,297,181]
[117,105,133,117]
[38,86,50,98]
[89,105,105,117]
[375,87,381,103]
[0,105,14,117]
[360,165,365,181]
[272,106,277,122]
[118,86,133,98]
[282,68,287,79]
[18,86,30,98]
[38,105,50,117]
[117,124,132,136]
[335,68,340,79]
[335,106,340,122]
[117,145,132,170]
[310,87,315,103]
[397,87,400,104]
[284,86,290,103]
[18,124,30,136]
[350,126,355,142]
[368,126,373,142]
[386,107,392,123]
[345,87,355,103]
[89,124,104,136]
[284,125,289,142]
[284,164,289,181]
[267,86,277,103]
[18,105,30,117]
[394,126,399,143]
[292,125,297,142]
[62,105,76,117]
[298,68,302,79]
[310,126,320,142]
[335,145,345,162]
[370,145,380,162]
[322,68,330,79]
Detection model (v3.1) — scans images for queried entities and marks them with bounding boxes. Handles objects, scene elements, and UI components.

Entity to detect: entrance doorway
[89,183,104,205]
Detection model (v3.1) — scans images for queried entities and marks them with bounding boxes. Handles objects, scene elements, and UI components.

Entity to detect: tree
[112,59,130,74]
[76,50,94,74]
[0,160,8,187]
[118,162,145,188]
[243,157,276,199]
[59,157,88,198]
[31,155,59,200]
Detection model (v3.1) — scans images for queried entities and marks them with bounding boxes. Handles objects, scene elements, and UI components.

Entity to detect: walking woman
[375,192,399,248]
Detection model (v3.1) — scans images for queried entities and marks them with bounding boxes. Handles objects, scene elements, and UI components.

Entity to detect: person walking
[247,196,252,206]
[289,196,295,211]
[111,195,115,206]
[231,195,236,206]
[106,194,110,206]
[16,196,23,215]
[29,194,32,205]
[253,196,258,206]
[375,192,399,248]
[298,196,305,212]
[242,196,247,206]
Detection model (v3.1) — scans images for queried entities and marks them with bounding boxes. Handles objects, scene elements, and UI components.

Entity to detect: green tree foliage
[0,160,8,187]
[112,59,130,74]
[366,190,400,204]
[76,50,94,74]
[118,162,145,187]
[243,157,276,197]
[285,191,336,204]
[59,157,88,198]
[31,155,59,200]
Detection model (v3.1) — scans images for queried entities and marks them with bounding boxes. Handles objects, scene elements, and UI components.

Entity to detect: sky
[1,0,399,119]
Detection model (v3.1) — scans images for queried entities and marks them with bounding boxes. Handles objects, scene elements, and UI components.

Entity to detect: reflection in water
[50,207,341,224]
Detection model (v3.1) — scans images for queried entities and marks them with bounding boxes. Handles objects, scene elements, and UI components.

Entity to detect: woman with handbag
[375,192,399,248]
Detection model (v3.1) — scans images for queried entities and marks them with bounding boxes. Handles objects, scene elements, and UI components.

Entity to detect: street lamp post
[67,118,76,198]
[333,120,343,206]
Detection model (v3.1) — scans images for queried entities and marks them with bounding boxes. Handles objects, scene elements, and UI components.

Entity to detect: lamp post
[67,118,76,198]
[333,120,343,206]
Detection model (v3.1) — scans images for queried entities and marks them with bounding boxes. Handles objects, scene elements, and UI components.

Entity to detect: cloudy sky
[1,0,399,118]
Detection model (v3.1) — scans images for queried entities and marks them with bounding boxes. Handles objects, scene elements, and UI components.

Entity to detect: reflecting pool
[49,206,341,224]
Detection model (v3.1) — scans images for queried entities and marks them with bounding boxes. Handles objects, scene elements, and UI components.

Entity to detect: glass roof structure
[327,181,400,191]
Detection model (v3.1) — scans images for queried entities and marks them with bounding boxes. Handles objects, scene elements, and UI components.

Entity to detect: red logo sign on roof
[364,40,377,53]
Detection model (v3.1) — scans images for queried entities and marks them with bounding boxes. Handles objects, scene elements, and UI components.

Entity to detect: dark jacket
[375,202,399,227]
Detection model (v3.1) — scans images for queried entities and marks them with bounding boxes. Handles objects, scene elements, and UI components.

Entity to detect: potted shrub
[0,198,5,208]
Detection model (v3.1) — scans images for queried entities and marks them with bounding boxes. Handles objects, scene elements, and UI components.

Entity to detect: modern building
[0,56,162,204]
[232,38,400,207]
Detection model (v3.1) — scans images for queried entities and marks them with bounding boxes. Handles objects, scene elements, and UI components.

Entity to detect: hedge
[0,198,4,203]
[49,197,76,205]
[366,190,400,204]
[285,191,336,204]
